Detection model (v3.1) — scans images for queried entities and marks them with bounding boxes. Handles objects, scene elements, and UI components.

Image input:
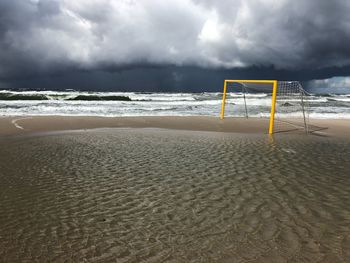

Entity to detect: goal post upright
[220,79,278,134]
[220,80,228,119]
[268,80,278,135]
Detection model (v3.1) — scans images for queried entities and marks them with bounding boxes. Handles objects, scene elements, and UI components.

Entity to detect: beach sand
[0,117,350,262]
[0,116,349,138]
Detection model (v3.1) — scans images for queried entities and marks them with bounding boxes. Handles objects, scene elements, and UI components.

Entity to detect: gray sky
[1,0,350,92]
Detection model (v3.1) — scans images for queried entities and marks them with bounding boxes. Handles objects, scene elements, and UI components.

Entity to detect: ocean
[1,90,350,119]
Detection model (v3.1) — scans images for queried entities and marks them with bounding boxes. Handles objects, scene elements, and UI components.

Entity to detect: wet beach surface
[0,129,349,262]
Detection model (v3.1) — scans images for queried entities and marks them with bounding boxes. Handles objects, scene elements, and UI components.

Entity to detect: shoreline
[0,116,349,138]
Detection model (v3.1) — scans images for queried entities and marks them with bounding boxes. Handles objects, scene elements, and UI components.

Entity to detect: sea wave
[0,93,49,101]
[0,90,350,118]
[0,92,132,101]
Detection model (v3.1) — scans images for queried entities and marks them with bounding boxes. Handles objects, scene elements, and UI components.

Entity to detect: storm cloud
[1,0,350,91]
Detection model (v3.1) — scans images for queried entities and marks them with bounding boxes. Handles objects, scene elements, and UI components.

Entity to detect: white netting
[274,81,310,133]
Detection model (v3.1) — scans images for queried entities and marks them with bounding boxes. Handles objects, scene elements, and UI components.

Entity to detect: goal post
[220,80,322,135]
[220,80,278,134]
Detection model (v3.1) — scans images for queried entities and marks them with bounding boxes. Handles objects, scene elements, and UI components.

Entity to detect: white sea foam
[0,90,350,119]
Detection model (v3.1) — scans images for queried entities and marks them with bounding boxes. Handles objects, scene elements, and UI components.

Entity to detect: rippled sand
[0,129,349,262]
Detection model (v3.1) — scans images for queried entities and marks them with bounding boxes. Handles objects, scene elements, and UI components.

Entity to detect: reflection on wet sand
[0,129,349,262]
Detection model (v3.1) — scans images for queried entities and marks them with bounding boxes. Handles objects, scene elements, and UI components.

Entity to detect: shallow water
[0,129,349,262]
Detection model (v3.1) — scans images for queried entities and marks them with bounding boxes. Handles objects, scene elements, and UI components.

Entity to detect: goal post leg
[220,80,228,119]
[300,87,309,134]
[269,80,278,134]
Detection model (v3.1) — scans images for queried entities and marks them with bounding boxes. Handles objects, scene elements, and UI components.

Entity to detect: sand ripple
[0,129,349,262]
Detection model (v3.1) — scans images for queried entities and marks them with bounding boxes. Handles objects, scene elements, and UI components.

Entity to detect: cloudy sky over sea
[1,0,350,92]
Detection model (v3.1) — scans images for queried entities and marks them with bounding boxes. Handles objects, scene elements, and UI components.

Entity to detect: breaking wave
[0,90,349,118]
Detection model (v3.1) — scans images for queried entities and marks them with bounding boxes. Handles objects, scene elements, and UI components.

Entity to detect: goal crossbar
[220,80,278,134]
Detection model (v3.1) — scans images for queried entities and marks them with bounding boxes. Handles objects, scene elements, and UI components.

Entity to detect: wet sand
[0,116,349,138]
[0,117,350,261]
[0,126,350,262]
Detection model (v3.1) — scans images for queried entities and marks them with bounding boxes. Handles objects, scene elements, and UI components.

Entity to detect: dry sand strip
[0,116,349,138]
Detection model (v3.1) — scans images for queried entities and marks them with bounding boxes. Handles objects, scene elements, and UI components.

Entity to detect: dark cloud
[0,0,350,91]
[2,64,349,92]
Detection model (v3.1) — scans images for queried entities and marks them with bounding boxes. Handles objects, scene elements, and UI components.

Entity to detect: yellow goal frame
[220,80,278,135]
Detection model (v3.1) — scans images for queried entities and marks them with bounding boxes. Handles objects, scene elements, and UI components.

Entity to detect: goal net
[274,81,310,133]
[220,80,324,134]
